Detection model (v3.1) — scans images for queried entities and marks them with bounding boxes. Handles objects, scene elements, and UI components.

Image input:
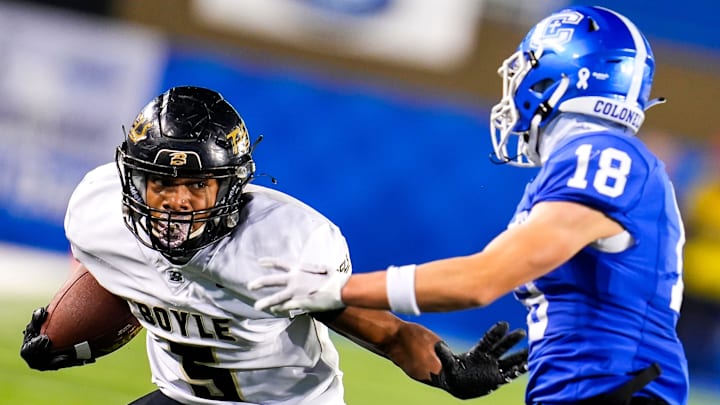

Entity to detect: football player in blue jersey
[250,5,689,405]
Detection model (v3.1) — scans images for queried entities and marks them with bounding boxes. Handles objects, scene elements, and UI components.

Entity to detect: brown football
[40,264,142,358]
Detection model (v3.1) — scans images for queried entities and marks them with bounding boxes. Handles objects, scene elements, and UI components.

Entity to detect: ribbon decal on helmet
[576,67,590,90]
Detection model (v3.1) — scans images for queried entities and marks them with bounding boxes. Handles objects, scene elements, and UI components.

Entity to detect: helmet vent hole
[588,17,600,32]
[530,79,554,95]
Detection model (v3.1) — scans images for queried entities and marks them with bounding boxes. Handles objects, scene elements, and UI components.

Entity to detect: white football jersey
[64,163,352,405]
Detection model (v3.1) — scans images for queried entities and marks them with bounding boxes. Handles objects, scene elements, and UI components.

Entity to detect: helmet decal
[576,68,590,90]
[128,113,152,144]
[169,152,189,167]
[153,149,203,169]
[529,10,584,52]
[225,123,250,156]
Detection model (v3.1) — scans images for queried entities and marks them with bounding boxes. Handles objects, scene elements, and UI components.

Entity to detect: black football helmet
[115,86,255,262]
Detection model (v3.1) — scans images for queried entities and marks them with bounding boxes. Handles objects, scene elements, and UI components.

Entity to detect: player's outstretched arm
[20,307,96,371]
[313,308,528,399]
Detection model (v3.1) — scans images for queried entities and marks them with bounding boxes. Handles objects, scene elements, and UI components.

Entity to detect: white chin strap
[523,116,543,166]
[520,76,571,167]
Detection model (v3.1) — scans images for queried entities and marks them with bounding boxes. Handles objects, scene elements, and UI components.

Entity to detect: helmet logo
[531,11,584,52]
[154,149,203,169]
[128,113,153,144]
[225,123,250,155]
[577,67,590,89]
[169,152,188,166]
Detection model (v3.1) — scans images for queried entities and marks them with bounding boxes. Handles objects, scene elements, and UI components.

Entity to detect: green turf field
[2,298,717,404]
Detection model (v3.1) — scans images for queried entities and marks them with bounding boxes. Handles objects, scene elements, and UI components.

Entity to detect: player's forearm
[392,218,591,313]
[342,248,532,314]
[341,271,391,309]
[382,321,442,382]
[341,258,493,313]
[323,306,402,350]
[321,306,443,381]
[415,258,495,310]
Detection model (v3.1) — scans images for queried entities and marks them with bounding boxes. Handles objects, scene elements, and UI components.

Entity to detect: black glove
[20,307,95,371]
[429,321,528,400]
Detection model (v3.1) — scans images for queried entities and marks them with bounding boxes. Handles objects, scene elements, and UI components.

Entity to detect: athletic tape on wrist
[386,264,421,315]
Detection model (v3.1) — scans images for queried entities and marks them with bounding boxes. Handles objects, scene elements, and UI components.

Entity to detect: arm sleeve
[300,222,352,279]
[282,221,352,317]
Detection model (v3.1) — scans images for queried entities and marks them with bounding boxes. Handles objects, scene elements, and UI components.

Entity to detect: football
[40,264,142,359]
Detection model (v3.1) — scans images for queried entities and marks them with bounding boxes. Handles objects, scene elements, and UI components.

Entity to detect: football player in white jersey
[248,6,689,405]
[20,86,528,404]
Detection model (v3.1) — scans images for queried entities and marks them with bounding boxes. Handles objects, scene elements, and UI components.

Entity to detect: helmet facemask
[490,49,531,166]
[490,48,570,167]
[116,145,254,262]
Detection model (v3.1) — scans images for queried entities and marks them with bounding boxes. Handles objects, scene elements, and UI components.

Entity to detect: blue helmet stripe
[604,7,647,107]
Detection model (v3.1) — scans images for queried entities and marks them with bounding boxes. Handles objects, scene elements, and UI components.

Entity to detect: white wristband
[386,264,421,315]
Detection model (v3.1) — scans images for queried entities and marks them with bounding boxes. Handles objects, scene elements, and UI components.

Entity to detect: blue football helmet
[490,6,663,166]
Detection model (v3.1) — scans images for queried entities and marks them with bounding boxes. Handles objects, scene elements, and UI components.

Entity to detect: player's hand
[20,307,95,371]
[429,321,528,399]
[249,257,349,314]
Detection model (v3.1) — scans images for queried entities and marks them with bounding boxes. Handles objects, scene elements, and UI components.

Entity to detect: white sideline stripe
[0,243,71,297]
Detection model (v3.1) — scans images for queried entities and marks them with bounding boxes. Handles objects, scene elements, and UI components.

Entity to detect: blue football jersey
[510,130,689,404]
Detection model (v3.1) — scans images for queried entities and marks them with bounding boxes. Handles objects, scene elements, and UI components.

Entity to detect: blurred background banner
[0,1,166,251]
[192,0,485,70]
[1,0,719,400]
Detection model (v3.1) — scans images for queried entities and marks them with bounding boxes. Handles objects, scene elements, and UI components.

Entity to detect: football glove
[249,257,348,314]
[429,321,528,399]
[20,307,95,371]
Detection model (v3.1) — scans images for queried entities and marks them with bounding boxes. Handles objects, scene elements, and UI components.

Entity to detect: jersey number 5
[566,144,632,197]
[169,342,243,401]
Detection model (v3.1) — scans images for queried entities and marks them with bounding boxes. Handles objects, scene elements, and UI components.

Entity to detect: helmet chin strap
[524,76,571,166]
[188,223,206,240]
[523,115,543,166]
[645,97,666,110]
